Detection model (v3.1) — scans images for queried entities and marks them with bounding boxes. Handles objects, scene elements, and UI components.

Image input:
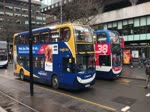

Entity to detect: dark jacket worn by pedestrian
[144,59,150,75]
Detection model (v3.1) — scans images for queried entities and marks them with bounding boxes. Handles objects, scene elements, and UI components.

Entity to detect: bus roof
[14,23,91,37]
[94,30,111,34]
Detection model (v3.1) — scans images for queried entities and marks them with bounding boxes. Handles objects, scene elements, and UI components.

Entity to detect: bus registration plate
[85,84,90,87]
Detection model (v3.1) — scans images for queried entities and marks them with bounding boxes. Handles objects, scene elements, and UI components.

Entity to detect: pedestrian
[144,58,150,89]
[130,55,133,68]
[9,48,12,63]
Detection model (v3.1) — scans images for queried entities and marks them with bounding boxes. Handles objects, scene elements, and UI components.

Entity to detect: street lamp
[60,0,63,24]
[28,0,34,96]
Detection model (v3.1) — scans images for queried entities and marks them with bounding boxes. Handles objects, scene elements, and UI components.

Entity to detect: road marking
[37,86,117,111]
[138,85,145,88]
[0,106,7,112]
[0,74,117,112]
[0,91,39,112]
[146,93,150,97]
[121,106,130,112]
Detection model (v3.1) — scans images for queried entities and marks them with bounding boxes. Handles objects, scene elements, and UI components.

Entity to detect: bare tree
[54,0,104,25]
[129,0,138,6]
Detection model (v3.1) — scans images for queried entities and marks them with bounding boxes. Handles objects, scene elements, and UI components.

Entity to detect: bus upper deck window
[41,32,49,43]
[33,36,39,44]
[19,35,25,44]
[45,36,49,43]
[97,33,106,43]
[60,28,70,41]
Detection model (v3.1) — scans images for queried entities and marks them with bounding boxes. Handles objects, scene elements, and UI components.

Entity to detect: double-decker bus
[13,23,95,90]
[0,41,8,68]
[94,30,122,79]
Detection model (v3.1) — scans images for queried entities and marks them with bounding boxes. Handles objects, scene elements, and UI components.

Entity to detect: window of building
[5,12,13,16]
[134,18,140,27]
[36,16,43,20]
[118,21,122,29]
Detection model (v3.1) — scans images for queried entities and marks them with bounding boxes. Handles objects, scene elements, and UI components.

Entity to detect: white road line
[146,93,150,97]
[0,91,39,112]
[0,106,7,112]
[121,106,130,112]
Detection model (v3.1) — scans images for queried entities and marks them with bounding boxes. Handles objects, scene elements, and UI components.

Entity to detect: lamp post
[28,0,34,96]
[60,0,63,24]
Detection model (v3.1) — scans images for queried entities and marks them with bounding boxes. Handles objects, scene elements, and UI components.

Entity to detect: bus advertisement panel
[13,23,96,90]
[94,30,122,79]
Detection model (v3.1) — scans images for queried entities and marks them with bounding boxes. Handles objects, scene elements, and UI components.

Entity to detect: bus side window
[33,34,39,44]
[41,31,49,43]
[51,30,60,42]
[15,36,19,45]
[19,35,26,44]
[60,28,70,41]
[40,57,44,69]
[25,35,29,44]
[97,33,107,43]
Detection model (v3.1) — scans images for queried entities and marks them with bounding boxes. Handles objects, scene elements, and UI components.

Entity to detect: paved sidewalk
[121,65,146,80]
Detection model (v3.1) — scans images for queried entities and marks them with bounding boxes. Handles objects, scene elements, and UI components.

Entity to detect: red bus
[94,30,122,79]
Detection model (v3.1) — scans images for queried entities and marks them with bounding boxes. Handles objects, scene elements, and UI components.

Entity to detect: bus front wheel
[20,70,25,80]
[52,75,59,89]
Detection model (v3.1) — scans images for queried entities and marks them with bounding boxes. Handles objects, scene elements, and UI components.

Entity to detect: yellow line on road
[37,86,117,112]
[0,74,117,112]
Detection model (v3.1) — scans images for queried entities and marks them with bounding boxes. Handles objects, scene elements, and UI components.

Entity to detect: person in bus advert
[45,46,53,63]
[144,58,150,89]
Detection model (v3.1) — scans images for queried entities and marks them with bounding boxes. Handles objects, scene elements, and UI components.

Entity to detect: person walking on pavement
[144,58,150,89]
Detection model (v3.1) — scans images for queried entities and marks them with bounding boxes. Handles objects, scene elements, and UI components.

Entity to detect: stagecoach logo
[96,44,108,54]
[38,71,47,76]
[60,48,69,52]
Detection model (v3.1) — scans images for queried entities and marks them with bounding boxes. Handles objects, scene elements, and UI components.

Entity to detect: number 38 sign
[95,44,110,55]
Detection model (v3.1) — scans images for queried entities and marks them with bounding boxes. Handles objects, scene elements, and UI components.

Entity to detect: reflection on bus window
[109,31,119,44]
[74,26,92,42]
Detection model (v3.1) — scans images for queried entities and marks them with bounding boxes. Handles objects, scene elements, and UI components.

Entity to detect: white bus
[0,41,8,68]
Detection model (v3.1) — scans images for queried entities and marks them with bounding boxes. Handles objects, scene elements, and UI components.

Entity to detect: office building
[0,0,47,47]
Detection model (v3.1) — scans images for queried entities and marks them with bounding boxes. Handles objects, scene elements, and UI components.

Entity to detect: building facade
[0,0,47,47]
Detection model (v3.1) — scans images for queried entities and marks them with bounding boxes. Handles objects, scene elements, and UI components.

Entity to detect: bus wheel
[52,75,59,89]
[20,70,24,80]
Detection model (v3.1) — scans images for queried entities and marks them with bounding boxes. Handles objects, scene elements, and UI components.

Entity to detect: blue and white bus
[13,23,96,90]
[0,41,8,68]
